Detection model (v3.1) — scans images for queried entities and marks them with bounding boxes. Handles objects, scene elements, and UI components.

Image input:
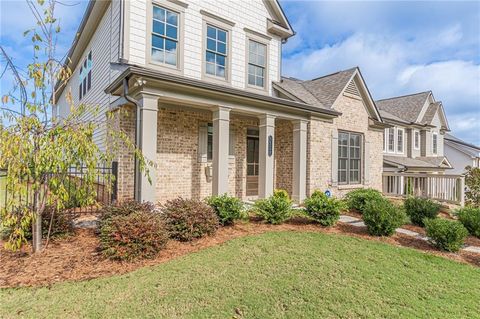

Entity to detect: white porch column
[136,94,158,203]
[212,106,230,195]
[259,114,276,198]
[292,120,308,202]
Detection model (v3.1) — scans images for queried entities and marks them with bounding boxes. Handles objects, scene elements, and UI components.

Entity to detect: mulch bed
[1,217,479,288]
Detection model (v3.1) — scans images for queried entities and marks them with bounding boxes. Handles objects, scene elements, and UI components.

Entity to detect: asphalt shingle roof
[276,68,357,109]
[384,156,450,169]
[421,102,441,125]
[376,91,430,123]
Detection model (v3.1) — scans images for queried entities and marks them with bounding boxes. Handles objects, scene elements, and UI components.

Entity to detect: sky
[1,0,479,145]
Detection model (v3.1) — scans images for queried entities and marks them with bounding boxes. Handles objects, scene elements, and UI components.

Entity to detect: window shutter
[229,127,235,156]
[198,123,208,162]
[364,140,370,185]
[331,129,338,186]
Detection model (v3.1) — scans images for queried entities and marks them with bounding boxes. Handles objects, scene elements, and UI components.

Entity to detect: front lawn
[1,231,479,318]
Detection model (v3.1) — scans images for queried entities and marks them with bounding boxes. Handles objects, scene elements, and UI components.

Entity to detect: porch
[382,172,465,206]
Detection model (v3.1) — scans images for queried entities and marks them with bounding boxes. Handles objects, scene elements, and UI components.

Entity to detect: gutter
[106,65,341,117]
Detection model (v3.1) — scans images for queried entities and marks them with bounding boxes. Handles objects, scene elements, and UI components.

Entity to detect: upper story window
[151,5,179,66]
[338,131,362,185]
[397,128,404,153]
[79,51,92,100]
[248,40,266,88]
[414,130,420,150]
[432,133,438,155]
[205,25,228,78]
[387,128,395,152]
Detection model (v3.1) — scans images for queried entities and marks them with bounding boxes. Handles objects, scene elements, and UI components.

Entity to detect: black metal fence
[0,162,118,214]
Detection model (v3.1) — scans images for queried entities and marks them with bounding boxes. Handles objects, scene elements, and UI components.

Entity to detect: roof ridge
[376,90,431,102]
[308,67,358,82]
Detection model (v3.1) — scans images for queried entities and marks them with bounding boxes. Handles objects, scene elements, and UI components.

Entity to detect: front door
[246,128,259,196]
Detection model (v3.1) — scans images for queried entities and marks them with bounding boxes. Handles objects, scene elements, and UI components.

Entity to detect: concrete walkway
[339,214,480,254]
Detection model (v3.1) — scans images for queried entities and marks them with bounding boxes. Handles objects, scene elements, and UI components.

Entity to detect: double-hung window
[387,128,395,152]
[151,5,179,66]
[432,133,438,154]
[414,130,420,150]
[247,40,266,88]
[79,51,92,100]
[338,131,362,185]
[397,128,404,153]
[205,25,227,78]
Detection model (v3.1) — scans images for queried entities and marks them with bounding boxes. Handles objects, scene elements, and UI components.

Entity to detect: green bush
[254,189,292,224]
[456,206,480,238]
[99,201,168,261]
[404,197,441,226]
[99,211,168,261]
[363,198,407,236]
[161,198,219,241]
[206,194,246,226]
[424,218,468,252]
[345,188,384,214]
[303,190,345,226]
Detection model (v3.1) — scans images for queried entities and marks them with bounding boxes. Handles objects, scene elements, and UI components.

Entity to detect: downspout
[122,77,141,201]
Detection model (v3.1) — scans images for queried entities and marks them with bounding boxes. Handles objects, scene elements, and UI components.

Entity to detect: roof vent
[344,80,360,97]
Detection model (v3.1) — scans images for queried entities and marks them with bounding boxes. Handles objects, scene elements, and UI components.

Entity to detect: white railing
[382,173,465,206]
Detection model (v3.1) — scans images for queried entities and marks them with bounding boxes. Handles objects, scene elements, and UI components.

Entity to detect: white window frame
[338,131,363,185]
[146,1,185,74]
[387,128,395,153]
[245,33,269,92]
[79,51,92,100]
[414,130,420,150]
[432,132,438,155]
[397,128,404,154]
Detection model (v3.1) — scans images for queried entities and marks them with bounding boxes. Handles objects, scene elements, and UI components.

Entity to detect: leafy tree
[465,166,480,208]
[0,0,149,252]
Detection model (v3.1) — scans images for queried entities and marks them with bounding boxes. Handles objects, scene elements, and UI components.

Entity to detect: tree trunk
[32,192,42,253]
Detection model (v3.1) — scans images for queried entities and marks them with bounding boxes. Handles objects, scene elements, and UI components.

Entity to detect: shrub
[456,206,480,238]
[424,218,468,252]
[206,194,246,226]
[254,189,292,224]
[100,201,156,221]
[161,198,219,241]
[465,166,480,207]
[303,190,345,226]
[404,197,441,226]
[363,198,407,236]
[345,188,384,214]
[99,211,168,261]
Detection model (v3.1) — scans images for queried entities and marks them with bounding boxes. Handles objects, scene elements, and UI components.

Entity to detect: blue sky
[1,0,479,144]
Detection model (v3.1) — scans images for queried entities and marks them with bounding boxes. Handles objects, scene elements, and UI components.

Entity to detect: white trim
[432,132,438,155]
[397,127,405,154]
[414,129,420,150]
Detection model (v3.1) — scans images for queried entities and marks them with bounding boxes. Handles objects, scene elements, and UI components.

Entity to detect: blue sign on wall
[268,135,273,157]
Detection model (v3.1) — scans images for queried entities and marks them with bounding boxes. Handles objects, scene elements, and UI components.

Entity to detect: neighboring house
[444,133,480,174]
[54,0,462,206]
[376,91,453,174]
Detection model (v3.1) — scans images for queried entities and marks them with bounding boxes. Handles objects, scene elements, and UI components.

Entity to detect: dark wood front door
[246,129,259,196]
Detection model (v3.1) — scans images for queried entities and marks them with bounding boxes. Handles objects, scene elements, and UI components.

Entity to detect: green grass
[1,231,479,318]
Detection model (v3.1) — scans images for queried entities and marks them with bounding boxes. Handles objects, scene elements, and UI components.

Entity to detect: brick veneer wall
[308,94,384,198]
[275,119,293,195]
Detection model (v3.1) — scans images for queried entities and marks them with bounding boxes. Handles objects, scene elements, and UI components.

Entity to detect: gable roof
[445,133,480,158]
[384,155,452,170]
[274,67,382,121]
[376,91,430,123]
[263,0,295,38]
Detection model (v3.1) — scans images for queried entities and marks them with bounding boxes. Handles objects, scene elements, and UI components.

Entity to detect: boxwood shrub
[424,218,468,252]
[206,194,246,226]
[303,190,345,226]
[99,201,168,261]
[404,197,441,226]
[363,198,407,236]
[456,206,480,238]
[161,197,219,241]
[254,189,292,224]
[345,188,384,214]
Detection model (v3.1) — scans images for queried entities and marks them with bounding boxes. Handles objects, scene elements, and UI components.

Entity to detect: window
[79,51,92,100]
[414,130,420,150]
[247,40,266,88]
[387,128,395,152]
[397,128,404,153]
[151,5,179,66]
[338,131,362,185]
[205,123,234,161]
[205,25,227,78]
[432,133,438,154]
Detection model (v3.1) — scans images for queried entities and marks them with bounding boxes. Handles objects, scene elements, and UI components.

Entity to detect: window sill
[338,184,364,190]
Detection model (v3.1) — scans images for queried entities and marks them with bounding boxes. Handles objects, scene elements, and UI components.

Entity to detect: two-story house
[376,91,453,174]
[55,0,388,204]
